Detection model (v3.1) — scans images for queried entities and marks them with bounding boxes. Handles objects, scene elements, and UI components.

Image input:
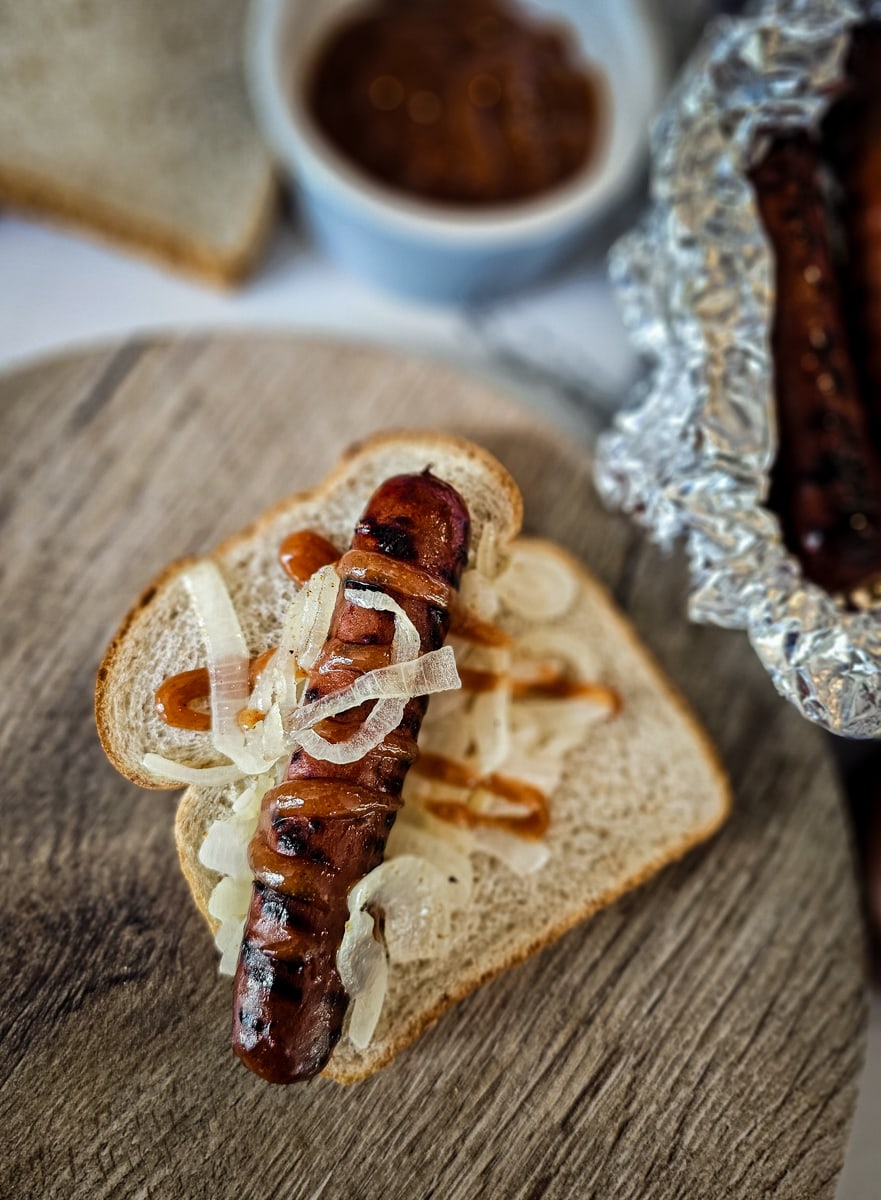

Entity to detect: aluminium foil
[595,0,881,737]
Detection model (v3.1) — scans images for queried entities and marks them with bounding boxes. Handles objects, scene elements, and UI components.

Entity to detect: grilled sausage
[232,471,470,1083]
[824,26,881,445]
[752,134,881,595]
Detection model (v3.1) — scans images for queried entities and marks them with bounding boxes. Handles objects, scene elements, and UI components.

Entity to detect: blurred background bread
[0,0,276,283]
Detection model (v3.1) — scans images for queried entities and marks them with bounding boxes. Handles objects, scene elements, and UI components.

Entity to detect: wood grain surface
[0,336,867,1200]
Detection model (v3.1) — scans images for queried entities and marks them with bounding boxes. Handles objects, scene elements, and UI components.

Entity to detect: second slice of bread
[0,0,275,283]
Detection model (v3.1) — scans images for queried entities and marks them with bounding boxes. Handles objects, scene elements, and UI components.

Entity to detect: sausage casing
[824,26,881,445]
[752,134,881,595]
[232,471,470,1083]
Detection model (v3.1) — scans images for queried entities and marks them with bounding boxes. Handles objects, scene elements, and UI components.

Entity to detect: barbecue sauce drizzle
[155,518,621,1081]
[156,530,620,829]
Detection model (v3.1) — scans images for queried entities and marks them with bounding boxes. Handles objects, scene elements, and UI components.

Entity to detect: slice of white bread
[96,431,730,1084]
[0,1,275,284]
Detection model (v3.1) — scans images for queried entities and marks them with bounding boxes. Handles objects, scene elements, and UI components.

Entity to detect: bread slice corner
[0,1,277,284]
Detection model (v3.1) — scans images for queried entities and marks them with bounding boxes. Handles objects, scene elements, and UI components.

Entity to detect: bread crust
[95,433,729,1086]
[0,163,277,286]
[212,429,523,561]
[95,554,200,789]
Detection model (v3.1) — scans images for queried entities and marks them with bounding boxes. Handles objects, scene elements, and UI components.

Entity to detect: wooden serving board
[0,336,866,1200]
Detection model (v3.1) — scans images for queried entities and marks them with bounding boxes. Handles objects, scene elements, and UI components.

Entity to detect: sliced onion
[510,697,611,758]
[270,563,341,688]
[297,565,341,670]
[458,568,500,622]
[296,698,407,765]
[475,525,500,579]
[214,917,247,976]
[338,906,381,995]
[419,683,468,726]
[248,649,276,712]
[277,584,308,661]
[258,702,287,764]
[469,790,533,819]
[289,647,460,733]
[232,783,259,815]
[194,774,275,977]
[470,687,511,775]
[395,801,477,858]
[284,582,450,766]
[339,850,467,1046]
[490,750,563,793]
[416,688,472,761]
[404,771,551,877]
[375,856,457,962]
[182,562,251,767]
[386,818,474,905]
[198,807,260,877]
[142,753,246,787]
[296,652,463,763]
[175,562,332,782]
[513,628,599,682]
[496,542,579,620]
[470,826,550,876]
[418,639,514,770]
[345,586,419,664]
[208,875,253,924]
[339,917,388,1051]
[289,647,461,765]
[343,855,460,967]
[249,648,287,713]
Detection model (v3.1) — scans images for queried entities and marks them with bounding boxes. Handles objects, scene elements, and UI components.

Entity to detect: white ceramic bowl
[247,0,664,302]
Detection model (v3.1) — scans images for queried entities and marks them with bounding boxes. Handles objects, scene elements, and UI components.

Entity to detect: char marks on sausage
[231,471,470,1084]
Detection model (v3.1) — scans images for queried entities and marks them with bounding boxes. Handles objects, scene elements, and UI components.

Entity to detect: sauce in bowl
[306,0,606,208]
